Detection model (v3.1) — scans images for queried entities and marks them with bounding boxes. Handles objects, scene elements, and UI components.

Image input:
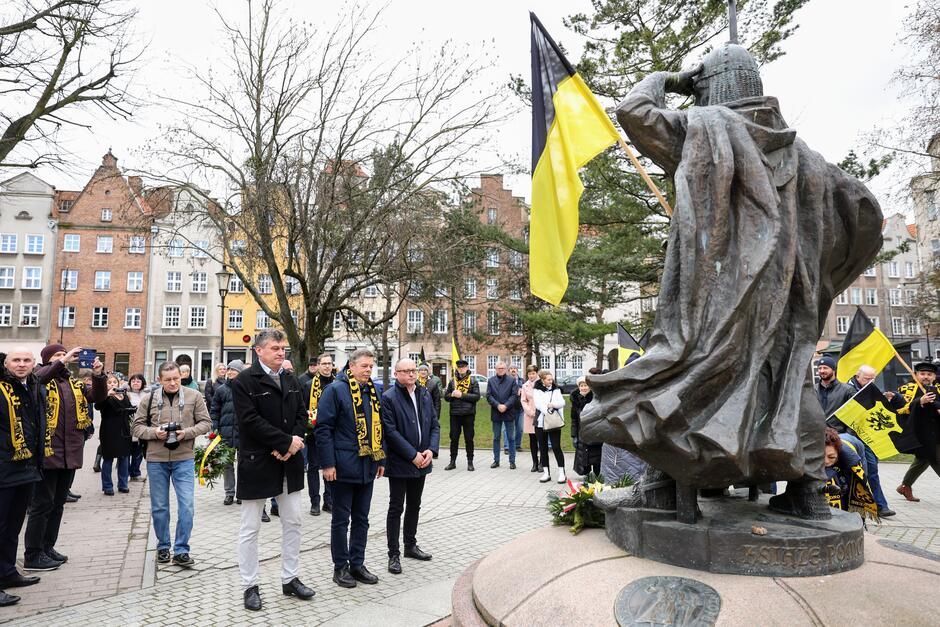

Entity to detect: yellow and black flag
[529,12,620,305]
[617,323,644,367]
[638,329,651,351]
[836,307,895,383]
[831,383,916,460]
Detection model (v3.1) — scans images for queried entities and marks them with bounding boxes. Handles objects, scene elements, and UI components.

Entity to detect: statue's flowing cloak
[581,73,883,487]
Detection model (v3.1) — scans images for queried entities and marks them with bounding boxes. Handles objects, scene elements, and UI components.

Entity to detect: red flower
[207,432,217,440]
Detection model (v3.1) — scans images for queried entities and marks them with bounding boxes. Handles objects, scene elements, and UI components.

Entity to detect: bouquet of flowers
[194,432,236,489]
[546,472,635,535]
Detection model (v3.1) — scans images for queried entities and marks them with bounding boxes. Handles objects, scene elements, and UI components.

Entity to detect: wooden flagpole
[893,348,927,394]
[616,137,673,218]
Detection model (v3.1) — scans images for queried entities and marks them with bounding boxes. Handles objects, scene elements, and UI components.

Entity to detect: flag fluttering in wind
[837,307,895,383]
[529,12,620,305]
[451,338,460,378]
[617,323,644,367]
[831,383,917,460]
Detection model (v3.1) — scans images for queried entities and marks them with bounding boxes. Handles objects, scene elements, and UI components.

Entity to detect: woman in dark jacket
[96,374,133,495]
[570,377,602,477]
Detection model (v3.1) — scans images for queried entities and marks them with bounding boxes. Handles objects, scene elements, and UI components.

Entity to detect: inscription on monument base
[739,537,864,570]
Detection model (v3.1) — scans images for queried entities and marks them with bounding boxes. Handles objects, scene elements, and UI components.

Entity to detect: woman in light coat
[519,365,541,472]
[533,369,566,484]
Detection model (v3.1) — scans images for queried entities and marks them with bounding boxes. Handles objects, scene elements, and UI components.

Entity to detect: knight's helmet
[692,43,763,106]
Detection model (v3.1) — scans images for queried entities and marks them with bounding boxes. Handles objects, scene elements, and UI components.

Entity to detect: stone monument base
[451,526,937,626]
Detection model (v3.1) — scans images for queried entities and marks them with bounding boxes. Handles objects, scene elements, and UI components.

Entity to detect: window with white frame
[346,314,359,331]
[487,309,500,335]
[465,356,476,372]
[0,234,16,253]
[888,261,900,278]
[406,309,424,334]
[510,355,523,369]
[96,236,113,253]
[863,266,876,277]
[256,310,271,329]
[168,239,184,257]
[94,270,111,291]
[63,234,80,252]
[290,309,299,325]
[61,269,78,291]
[22,267,41,290]
[556,355,567,378]
[865,288,878,306]
[229,276,244,293]
[190,271,207,293]
[191,240,209,258]
[100,208,112,222]
[539,354,551,370]
[487,355,498,377]
[363,284,378,298]
[258,274,272,294]
[464,278,477,299]
[509,284,522,300]
[889,289,902,306]
[231,240,247,256]
[92,307,109,328]
[870,317,879,328]
[913,348,923,360]
[928,190,938,220]
[434,286,448,298]
[836,316,850,334]
[19,304,38,327]
[367,311,377,323]
[906,289,917,306]
[836,291,848,305]
[905,261,916,279]
[189,306,207,329]
[850,287,862,305]
[486,248,499,268]
[572,355,584,375]
[407,281,423,298]
[432,309,448,334]
[486,278,498,299]
[126,271,143,292]
[908,318,922,335]
[25,235,43,254]
[892,317,904,336]
[509,250,523,268]
[333,311,342,330]
[408,352,421,363]
[486,208,497,224]
[463,311,476,335]
[166,271,182,292]
[0,267,13,289]
[285,276,301,295]
[163,305,181,328]
[124,308,141,329]
[129,235,146,254]
[509,313,522,336]
[58,306,75,328]
[0,304,11,326]
[228,309,243,330]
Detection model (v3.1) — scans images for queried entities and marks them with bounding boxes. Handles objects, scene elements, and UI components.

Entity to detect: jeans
[537,427,565,470]
[24,468,74,559]
[223,463,236,497]
[238,479,302,588]
[842,432,888,510]
[0,483,33,577]
[492,420,516,463]
[129,441,145,477]
[449,414,475,461]
[502,411,524,450]
[387,476,426,557]
[329,480,374,569]
[102,456,130,492]
[147,459,195,555]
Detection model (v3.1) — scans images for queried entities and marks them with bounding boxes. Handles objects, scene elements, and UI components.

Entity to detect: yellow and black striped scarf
[347,370,384,461]
[45,378,91,456]
[826,441,879,522]
[454,372,471,394]
[0,381,31,460]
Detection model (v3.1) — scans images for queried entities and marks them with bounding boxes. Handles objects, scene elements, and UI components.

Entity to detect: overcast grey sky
[26,0,914,214]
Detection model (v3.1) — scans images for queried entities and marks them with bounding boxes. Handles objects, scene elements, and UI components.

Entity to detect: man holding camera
[232,330,314,611]
[133,361,211,568]
[23,344,106,572]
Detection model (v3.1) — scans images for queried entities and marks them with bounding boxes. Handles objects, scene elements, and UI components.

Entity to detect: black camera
[161,422,182,450]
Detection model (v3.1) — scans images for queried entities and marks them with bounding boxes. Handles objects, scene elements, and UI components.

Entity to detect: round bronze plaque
[615,576,721,627]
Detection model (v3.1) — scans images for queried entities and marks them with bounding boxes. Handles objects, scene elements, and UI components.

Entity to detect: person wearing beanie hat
[815,356,854,417]
[23,345,107,572]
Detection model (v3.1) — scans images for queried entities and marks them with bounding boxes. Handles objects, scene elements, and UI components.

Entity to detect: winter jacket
[381,381,440,479]
[486,374,519,422]
[210,381,239,449]
[132,386,211,462]
[96,393,133,459]
[533,381,565,430]
[315,371,386,484]
[444,373,481,417]
[33,360,107,470]
[816,378,856,418]
[570,389,593,441]
[203,376,226,409]
[0,360,45,488]
[521,379,537,434]
[419,374,443,419]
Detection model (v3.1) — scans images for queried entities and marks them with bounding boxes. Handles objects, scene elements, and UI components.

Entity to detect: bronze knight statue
[581,38,883,520]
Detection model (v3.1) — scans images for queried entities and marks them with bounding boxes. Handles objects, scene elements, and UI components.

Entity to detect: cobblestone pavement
[4,438,940,626]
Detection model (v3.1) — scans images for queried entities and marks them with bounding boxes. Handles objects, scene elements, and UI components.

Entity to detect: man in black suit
[300,353,335,516]
[315,348,386,588]
[381,359,439,575]
[232,330,315,611]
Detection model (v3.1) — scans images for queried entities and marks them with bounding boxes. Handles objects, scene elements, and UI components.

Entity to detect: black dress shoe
[0,573,40,588]
[0,591,20,606]
[118,488,129,493]
[322,503,332,513]
[104,489,114,496]
[333,566,357,588]
[65,493,79,503]
[223,495,234,506]
[509,462,516,470]
[490,461,499,469]
[244,585,262,611]
[310,505,320,516]
[467,461,474,471]
[282,577,315,599]
[388,555,402,574]
[350,565,378,584]
[46,548,67,563]
[271,504,279,517]
[69,490,81,499]
[404,546,432,561]
[236,499,242,504]
[444,461,456,471]
[261,508,271,523]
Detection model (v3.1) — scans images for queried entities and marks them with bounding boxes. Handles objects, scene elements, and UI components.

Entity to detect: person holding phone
[96,374,133,495]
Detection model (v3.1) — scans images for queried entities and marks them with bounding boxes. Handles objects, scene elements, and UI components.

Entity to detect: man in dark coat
[444,359,480,471]
[24,343,106,571]
[381,359,439,575]
[297,357,318,386]
[300,353,335,516]
[582,43,883,519]
[210,360,245,505]
[315,348,386,588]
[815,356,855,417]
[232,330,313,612]
[0,348,47,606]
[486,361,519,469]
[893,361,940,503]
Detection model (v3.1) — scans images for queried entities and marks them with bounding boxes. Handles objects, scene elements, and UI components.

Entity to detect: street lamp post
[215,266,232,366]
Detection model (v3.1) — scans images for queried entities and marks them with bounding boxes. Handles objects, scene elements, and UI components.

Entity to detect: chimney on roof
[128,176,143,195]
